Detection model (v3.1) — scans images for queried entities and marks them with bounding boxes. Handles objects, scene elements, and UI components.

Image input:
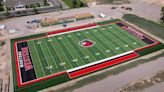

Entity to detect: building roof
[2,0,43,7]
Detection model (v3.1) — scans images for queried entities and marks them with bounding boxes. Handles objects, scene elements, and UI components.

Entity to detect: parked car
[0,25,6,30]
[31,19,40,23]
[99,13,106,18]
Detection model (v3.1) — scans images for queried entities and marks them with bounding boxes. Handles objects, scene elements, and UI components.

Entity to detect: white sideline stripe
[47,26,99,37]
[67,50,134,73]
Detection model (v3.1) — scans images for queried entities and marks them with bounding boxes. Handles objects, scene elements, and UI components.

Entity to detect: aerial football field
[11,19,161,91]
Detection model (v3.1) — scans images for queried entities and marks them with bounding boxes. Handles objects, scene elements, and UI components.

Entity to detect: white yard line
[97,28,123,54]
[67,50,134,73]
[111,25,143,47]
[61,35,85,66]
[60,36,79,66]
[94,28,116,56]
[37,41,53,74]
[48,37,67,70]
[86,29,111,58]
[32,41,46,77]
[71,33,98,63]
[53,37,74,69]
[27,43,39,78]
[43,39,59,72]
[103,27,129,52]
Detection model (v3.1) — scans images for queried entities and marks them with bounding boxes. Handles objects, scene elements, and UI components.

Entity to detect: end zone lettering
[21,47,33,71]
[18,51,24,68]
[122,26,144,40]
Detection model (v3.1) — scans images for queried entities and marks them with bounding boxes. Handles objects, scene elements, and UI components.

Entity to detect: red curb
[13,42,22,87]
[16,36,47,43]
[47,23,97,35]
[135,42,160,52]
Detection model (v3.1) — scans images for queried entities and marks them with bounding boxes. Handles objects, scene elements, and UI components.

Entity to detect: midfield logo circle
[79,39,96,47]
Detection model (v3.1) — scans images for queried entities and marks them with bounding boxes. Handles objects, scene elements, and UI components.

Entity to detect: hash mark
[67,35,72,38]
[58,37,62,40]
[133,42,137,45]
[115,47,120,50]
[77,33,81,36]
[46,66,53,69]
[72,59,78,62]
[48,39,52,42]
[109,26,113,29]
[95,53,100,56]
[37,41,42,44]
[106,50,111,53]
[94,30,97,32]
[59,62,65,66]
[124,45,129,47]
[84,56,89,59]
[85,31,89,34]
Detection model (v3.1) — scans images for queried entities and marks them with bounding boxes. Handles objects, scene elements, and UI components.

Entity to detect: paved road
[49,0,61,7]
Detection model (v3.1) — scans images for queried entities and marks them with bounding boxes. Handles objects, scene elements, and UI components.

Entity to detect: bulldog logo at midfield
[79,39,96,47]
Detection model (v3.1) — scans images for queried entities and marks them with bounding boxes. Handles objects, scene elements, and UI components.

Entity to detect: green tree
[44,0,49,6]
[0,5,4,11]
[72,0,77,8]
[37,3,41,7]
[0,41,5,46]
[30,4,36,8]
[5,9,11,17]
[16,11,21,15]
[0,0,2,5]
[33,7,38,14]
[80,1,84,7]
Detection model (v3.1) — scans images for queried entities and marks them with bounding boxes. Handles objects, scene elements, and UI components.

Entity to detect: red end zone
[68,53,139,79]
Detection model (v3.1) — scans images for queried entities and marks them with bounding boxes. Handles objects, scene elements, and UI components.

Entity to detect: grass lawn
[62,0,85,8]
[160,21,164,26]
[123,14,164,40]
[95,0,114,4]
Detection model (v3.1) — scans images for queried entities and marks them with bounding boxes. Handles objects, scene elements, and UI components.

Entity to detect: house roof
[2,0,43,7]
